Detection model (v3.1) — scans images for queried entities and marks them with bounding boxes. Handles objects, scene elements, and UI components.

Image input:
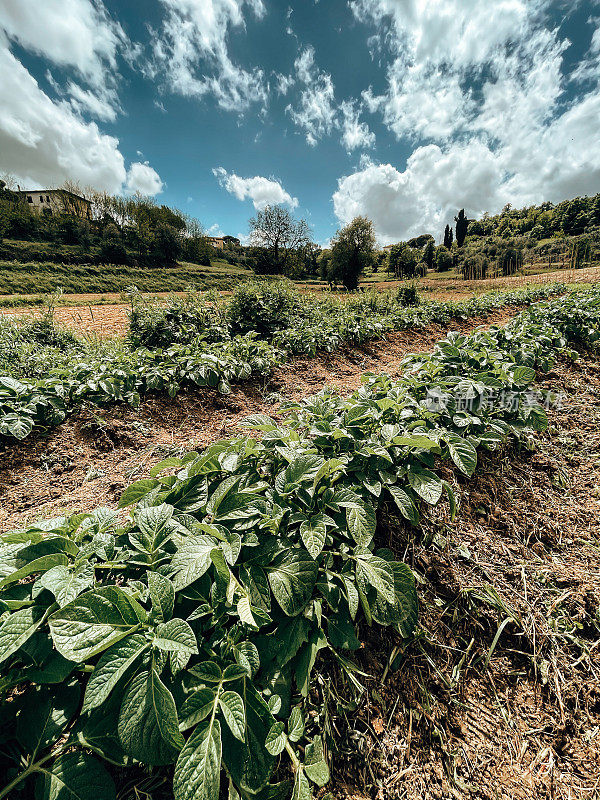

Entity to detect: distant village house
[207,235,241,250]
[17,188,92,220]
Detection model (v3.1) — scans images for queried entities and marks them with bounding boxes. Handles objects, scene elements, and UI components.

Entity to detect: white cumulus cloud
[125,162,164,195]
[0,0,125,85]
[340,100,376,152]
[0,0,125,121]
[286,47,337,146]
[335,0,600,241]
[350,0,538,68]
[151,0,268,112]
[333,90,600,245]
[0,42,127,192]
[213,167,298,209]
[0,33,163,196]
[287,46,375,152]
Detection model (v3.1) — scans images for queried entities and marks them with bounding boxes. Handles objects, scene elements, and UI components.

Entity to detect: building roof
[17,188,90,202]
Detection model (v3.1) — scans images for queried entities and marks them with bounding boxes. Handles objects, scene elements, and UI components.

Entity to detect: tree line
[4,169,598,283]
[246,207,453,289]
[456,194,600,242]
[0,178,229,268]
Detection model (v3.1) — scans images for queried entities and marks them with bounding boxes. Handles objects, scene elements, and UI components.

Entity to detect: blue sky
[1,0,599,245]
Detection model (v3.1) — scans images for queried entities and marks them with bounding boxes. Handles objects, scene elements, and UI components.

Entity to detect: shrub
[246,246,282,275]
[395,283,420,306]
[128,291,228,348]
[99,240,129,265]
[228,280,303,337]
[19,312,78,348]
[435,245,453,272]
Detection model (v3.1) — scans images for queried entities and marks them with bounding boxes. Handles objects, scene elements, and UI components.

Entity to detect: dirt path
[0,308,519,530]
[0,303,131,338]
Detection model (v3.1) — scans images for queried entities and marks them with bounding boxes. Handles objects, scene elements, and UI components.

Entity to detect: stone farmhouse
[17,188,92,219]
[207,235,241,250]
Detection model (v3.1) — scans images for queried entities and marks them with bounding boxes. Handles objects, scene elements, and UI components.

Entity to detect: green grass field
[0,257,251,295]
[1,233,596,301]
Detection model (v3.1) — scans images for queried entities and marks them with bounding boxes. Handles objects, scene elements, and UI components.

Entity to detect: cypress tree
[423,239,435,268]
[443,224,453,249]
[455,209,469,247]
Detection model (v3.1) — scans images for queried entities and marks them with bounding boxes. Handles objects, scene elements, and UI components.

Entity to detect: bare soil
[0,309,520,530]
[0,303,131,338]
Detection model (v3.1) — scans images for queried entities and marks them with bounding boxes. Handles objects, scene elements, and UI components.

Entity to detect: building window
[27,196,32,203]
[46,196,50,203]
[39,196,44,203]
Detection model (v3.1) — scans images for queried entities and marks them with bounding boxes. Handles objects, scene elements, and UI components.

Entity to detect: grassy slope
[0,232,596,299]
[0,255,250,295]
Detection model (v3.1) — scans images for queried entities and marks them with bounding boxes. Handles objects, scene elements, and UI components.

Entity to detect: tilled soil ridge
[0,308,519,530]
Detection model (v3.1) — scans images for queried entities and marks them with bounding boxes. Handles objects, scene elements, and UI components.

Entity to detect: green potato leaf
[118,666,185,765]
[267,549,318,617]
[35,751,116,800]
[49,586,147,662]
[174,718,222,800]
[82,633,150,714]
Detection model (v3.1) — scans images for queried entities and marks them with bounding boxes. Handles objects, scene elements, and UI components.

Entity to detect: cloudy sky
[1,0,599,244]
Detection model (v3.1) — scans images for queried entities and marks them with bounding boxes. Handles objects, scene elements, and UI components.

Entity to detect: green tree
[423,239,435,269]
[148,222,182,267]
[328,216,376,290]
[435,245,453,272]
[407,234,434,248]
[181,216,213,266]
[443,224,453,249]
[99,223,128,264]
[318,249,332,283]
[246,246,281,275]
[461,253,489,279]
[249,205,311,275]
[455,209,469,247]
[388,243,418,279]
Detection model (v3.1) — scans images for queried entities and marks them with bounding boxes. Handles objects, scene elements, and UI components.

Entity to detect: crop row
[0,290,598,799]
[0,283,565,441]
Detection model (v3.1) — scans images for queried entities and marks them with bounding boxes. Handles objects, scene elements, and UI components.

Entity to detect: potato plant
[0,285,566,442]
[1,290,598,799]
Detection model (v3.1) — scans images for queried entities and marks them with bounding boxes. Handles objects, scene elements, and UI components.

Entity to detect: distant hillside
[465,193,600,241]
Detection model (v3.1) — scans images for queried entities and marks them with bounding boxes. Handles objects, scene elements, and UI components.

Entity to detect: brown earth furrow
[0,308,519,530]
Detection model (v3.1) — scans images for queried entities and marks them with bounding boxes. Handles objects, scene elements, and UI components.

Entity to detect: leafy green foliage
[1,290,599,798]
[128,290,229,348]
[228,280,302,337]
[387,243,418,279]
[464,193,600,240]
[327,216,376,290]
[0,284,568,441]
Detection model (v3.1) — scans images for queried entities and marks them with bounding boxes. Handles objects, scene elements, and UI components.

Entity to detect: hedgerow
[0,290,598,799]
[0,283,567,441]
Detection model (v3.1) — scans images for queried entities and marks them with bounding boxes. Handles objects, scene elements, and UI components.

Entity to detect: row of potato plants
[0,284,566,442]
[0,291,598,799]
